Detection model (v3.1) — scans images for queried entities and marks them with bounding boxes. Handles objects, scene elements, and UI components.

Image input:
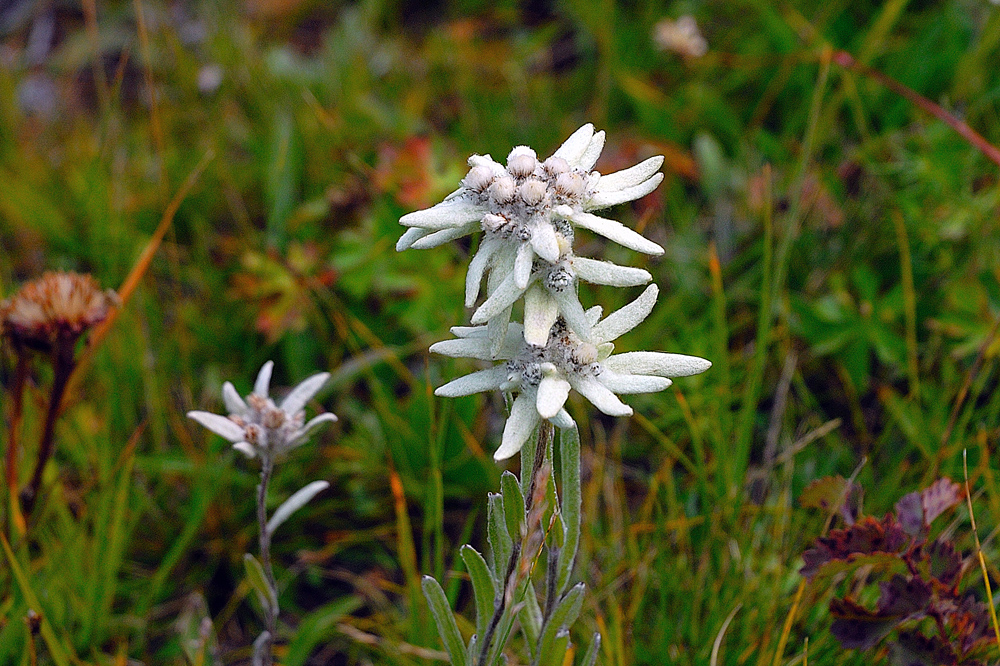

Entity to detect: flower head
[187,361,336,459]
[0,271,117,353]
[397,124,666,352]
[653,16,708,59]
[430,285,710,460]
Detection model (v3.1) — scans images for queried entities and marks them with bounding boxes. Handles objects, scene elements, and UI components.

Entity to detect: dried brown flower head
[0,271,117,353]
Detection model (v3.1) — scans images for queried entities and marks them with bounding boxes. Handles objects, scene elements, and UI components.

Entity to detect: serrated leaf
[500,471,526,540]
[921,478,964,526]
[422,576,468,666]
[267,480,329,535]
[801,516,909,579]
[243,554,277,615]
[487,493,513,580]
[829,598,899,650]
[876,574,931,617]
[461,545,496,642]
[926,539,962,585]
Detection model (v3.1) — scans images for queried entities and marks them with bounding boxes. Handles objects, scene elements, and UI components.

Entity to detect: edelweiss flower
[397,124,665,350]
[187,361,336,459]
[430,285,710,461]
[0,271,117,353]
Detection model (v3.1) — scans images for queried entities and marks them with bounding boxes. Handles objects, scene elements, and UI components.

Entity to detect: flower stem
[256,452,278,666]
[477,422,552,666]
[22,336,76,517]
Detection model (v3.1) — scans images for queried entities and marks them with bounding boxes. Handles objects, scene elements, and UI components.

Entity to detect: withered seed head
[0,271,117,353]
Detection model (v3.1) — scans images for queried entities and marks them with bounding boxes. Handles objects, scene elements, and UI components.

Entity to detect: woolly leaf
[500,471,526,540]
[461,545,496,643]
[422,576,468,666]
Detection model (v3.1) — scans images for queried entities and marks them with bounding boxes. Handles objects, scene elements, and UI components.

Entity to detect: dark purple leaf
[921,478,964,527]
[926,539,962,586]
[889,630,956,666]
[895,492,924,536]
[829,598,899,650]
[877,574,931,617]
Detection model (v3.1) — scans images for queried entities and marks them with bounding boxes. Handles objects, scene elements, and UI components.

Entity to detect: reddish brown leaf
[801,515,909,579]
[921,478,964,526]
[876,574,931,617]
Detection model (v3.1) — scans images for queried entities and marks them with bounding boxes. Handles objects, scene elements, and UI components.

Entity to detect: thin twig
[833,50,1000,168]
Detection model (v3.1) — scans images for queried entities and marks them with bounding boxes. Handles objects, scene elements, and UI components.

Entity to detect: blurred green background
[2,0,1000,663]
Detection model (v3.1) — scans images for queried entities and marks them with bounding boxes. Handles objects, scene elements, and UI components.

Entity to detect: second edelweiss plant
[399,124,709,666]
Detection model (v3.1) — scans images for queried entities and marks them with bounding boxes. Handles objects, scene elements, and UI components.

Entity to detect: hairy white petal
[603,351,712,377]
[595,156,664,193]
[472,273,525,325]
[187,411,246,442]
[410,223,477,249]
[281,372,330,415]
[436,367,508,397]
[550,124,595,165]
[254,361,274,397]
[591,285,659,344]
[222,382,247,415]
[536,374,571,419]
[564,210,664,255]
[495,392,540,461]
[568,376,633,416]
[577,130,606,170]
[524,285,559,347]
[588,173,664,209]
[598,370,672,394]
[449,325,489,338]
[396,227,432,251]
[514,243,535,289]
[530,223,561,263]
[488,309,513,358]
[290,413,338,446]
[550,408,575,429]
[585,305,603,327]
[399,200,485,230]
[467,237,501,307]
[550,287,592,342]
[571,256,651,287]
[233,442,257,458]
[430,337,492,360]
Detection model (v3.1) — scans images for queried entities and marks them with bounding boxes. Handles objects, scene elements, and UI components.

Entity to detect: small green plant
[188,361,336,666]
[801,476,995,665]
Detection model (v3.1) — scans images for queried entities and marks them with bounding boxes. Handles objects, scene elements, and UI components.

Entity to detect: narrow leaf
[536,584,585,662]
[243,553,277,614]
[581,633,602,666]
[461,545,497,642]
[518,588,544,659]
[422,576,469,666]
[501,471,526,540]
[487,493,513,580]
[556,424,582,595]
[267,480,330,534]
[538,629,571,666]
